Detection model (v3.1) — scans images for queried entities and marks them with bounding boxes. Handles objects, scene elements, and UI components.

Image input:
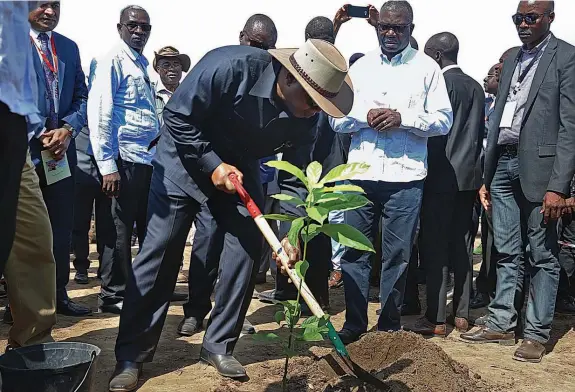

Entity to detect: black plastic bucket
[0,342,101,392]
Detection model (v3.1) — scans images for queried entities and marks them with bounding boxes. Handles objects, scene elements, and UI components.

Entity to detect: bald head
[239,14,277,49]
[424,32,459,68]
[305,16,335,44]
[524,0,554,12]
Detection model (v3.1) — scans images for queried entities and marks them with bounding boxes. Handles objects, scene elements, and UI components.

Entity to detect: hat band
[289,55,338,99]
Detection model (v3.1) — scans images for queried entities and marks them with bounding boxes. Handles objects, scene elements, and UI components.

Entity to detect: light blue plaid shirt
[87,41,159,175]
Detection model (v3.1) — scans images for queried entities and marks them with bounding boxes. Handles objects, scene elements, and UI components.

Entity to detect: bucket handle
[73,351,97,392]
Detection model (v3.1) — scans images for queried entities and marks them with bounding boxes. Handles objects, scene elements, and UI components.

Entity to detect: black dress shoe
[3,304,13,325]
[74,271,89,285]
[556,296,575,315]
[200,347,247,378]
[178,316,204,337]
[109,361,142,392]
[257,289,294,304]
[470,292,490,309]
[171,292,188,302]
[337,329,362,345]
[98,302,123,315]
[57,299,92,317]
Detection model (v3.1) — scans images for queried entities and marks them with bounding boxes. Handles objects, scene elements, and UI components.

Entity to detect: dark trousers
[0,103,28,275]
[72,157,113,274]
[115,171,262,360]
[404,240,420,306]
[558,217,575,298]
[99,162,152,306]
[419,190,476,323]
[476,207,499,298]
[486,153,560,343]
[259,189,280,277]
[36,168,75,303]
[342,180,423,333]
[274,233,331,308]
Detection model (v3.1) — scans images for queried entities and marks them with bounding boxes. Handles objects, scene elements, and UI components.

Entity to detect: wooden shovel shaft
[228,174,325,318]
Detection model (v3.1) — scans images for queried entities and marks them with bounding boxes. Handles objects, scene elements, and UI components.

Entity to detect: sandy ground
[0,244,573,392]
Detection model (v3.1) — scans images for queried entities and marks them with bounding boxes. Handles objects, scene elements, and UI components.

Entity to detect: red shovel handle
[228,173,262,218]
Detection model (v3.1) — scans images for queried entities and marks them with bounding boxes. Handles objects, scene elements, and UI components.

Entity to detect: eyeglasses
[512,12,550,26]
[158,61,182,70]
[122,22,152,33]
[377,23,411,34]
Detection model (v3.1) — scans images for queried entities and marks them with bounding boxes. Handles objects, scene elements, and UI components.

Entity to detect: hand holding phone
[347,5,369,18]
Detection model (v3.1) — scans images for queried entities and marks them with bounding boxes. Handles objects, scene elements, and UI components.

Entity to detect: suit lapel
[522,35,557,124]
[31,40,47,87]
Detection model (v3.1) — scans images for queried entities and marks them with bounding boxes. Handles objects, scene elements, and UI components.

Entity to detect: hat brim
[268,48,353,118]
[153,54,191,73]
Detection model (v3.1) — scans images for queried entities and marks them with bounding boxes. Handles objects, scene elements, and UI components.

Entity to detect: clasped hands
[367,108,402,131]
[39,128,71,161]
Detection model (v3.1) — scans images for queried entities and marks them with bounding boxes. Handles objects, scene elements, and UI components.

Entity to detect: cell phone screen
[347,5,369,18]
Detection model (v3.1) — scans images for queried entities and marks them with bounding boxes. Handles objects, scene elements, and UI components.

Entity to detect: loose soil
[0,243,573,392]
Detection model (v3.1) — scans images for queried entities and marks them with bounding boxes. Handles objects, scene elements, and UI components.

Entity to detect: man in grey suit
[407,32,484,337]
[462,0,575,364]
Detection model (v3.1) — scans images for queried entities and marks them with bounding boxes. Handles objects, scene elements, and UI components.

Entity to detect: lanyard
[30,35,58,75]
[512,45,543,95]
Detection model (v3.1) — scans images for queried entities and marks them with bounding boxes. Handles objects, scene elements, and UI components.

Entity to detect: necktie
[38,32,59,130]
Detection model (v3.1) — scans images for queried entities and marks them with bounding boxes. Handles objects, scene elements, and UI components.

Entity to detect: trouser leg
[72,179,97,273]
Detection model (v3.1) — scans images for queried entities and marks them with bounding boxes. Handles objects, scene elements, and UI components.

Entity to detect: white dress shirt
[0,3,41,139]
[330,45,453,183]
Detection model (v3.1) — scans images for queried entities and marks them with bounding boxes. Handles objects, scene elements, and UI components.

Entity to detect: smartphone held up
[346,5,369,18]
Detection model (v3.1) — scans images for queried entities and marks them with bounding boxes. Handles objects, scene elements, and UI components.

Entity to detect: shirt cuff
[400,109,422,131]
[197,151,223,175]
[97,158,118,176]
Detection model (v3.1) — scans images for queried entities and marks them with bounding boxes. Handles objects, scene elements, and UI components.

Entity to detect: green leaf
[282,300,301,327]
[274,310,285,325]
[306,206,329,224]
[253,332,280,342]
[317,194,371,214]
[315,193,345,204]
[319,163,370,185]
[287,217,304,249]
[271,193,306,206]
[302,331,325,342]
[262,214,297,222]
[318,224,375,253]
[266,161,308,189]
[306,161,323,187]
[301,316,320,328]
[300,224,321,243]
[321,184,365,194]
[295,260,309,280]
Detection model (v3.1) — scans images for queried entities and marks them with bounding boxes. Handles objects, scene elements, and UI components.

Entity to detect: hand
[273,237,301,276]
[43,128,71,160]
[562,197,575,224]
[367,108,402,131]
[367,4,379,27]
[211,163,243,194]
[479,185,491,212]
[541,191,567,224]
[334,5,352,27]
[102,172,121,198]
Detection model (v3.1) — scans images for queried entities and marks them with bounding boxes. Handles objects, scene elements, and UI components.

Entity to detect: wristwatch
[62,123,75,138]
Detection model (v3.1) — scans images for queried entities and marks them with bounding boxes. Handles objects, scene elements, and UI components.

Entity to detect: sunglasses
[122,22,152,33]
[512,11,550,26]
[377,23,411,34]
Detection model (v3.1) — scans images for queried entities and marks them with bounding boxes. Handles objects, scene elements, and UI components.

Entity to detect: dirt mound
[323,331,493,392]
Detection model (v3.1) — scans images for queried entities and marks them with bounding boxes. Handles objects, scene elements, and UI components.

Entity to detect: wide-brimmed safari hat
[268,39,353,118]
[153,46,191,73]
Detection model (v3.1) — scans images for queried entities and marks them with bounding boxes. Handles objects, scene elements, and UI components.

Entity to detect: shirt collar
[30,28,52,40]
[156,82,174,97]
[521,33,551,55]
[442,64,460,74]
[249,62,278,100]
[120,40,149,67]
[380,44,416,66]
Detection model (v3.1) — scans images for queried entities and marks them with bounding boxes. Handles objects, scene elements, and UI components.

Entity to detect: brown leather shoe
[447,315,469,333]
[513,339,546,363]
[460,326,515,345]
[328,270,343,289]
[404,317,446,337]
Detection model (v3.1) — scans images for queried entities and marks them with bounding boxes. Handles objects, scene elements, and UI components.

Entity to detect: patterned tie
[38,32,59,130]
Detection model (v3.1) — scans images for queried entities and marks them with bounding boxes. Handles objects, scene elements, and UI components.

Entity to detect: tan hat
[153,46,191,73]
[269,39,353,118]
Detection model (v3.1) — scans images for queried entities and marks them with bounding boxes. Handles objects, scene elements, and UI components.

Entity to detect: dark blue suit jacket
[29,31,88,169]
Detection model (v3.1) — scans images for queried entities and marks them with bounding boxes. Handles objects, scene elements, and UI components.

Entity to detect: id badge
[500,101,517,128]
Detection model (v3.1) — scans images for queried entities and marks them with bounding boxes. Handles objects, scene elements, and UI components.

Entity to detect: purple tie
[38,32,59,130]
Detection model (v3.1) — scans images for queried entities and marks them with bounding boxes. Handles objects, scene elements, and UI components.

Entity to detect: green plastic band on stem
[326,322,349,358]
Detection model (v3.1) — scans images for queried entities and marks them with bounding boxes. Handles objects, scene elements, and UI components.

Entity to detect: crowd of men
[1,0,574,391]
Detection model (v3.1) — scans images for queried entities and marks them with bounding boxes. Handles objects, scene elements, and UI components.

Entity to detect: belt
[497,144,518,156]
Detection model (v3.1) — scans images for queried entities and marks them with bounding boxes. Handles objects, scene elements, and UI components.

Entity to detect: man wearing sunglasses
[330,0,453,345]
[464,0,575,364]
[88,5,160,315]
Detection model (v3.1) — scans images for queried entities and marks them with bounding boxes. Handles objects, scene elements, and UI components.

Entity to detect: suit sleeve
[548,51,575,196]
[163,52,235,175]
[61,42,88,137]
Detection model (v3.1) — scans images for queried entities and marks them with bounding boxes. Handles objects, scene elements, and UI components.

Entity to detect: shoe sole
[460,338,515,346]
[177,327,203,337]
[109,385,138,392]
[200,358,246,378]
[512,354,543,363]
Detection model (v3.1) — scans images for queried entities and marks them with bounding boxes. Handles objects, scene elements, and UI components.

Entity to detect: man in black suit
[406,32,484,337]
[109,40,353,390]
[462,0,575,363]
